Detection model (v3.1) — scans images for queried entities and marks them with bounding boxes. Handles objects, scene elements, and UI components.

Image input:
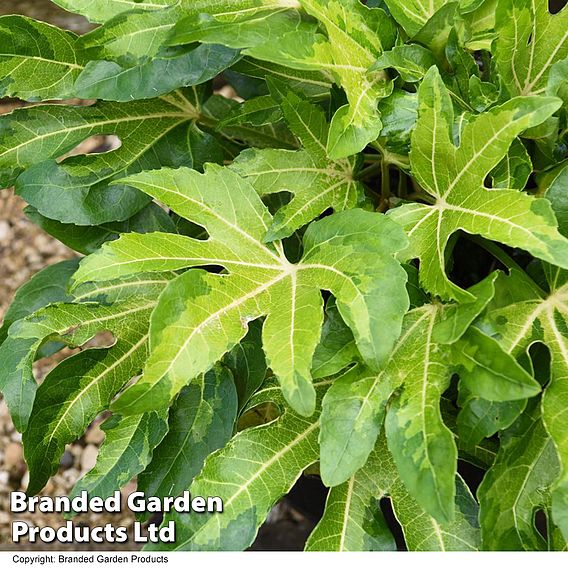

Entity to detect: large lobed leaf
[389,66,568,302]
[73,164,410,417]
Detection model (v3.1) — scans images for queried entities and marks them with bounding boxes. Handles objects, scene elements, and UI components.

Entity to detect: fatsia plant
[1,0,568,552]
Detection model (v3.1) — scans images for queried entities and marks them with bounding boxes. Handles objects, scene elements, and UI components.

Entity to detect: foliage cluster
[1,0,568,551]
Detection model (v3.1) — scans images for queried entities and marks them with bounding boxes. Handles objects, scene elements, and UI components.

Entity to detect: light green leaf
[494,0,568,96]
[72,165,409,417]
[137,366,238,503]
[69,411,168,505]
[389,66,566,301]
[231,148,365,242]
[0,16,84,101]
[231,87,367,240]
[299,0,397,158]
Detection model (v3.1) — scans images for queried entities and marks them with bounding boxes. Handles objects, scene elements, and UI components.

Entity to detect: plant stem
[357,162,382,180]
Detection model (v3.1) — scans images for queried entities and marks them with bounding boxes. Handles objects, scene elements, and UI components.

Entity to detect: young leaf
[231,86,367,240]
[73,165,410,417]
[299,0,397,158]
[137,366,238,503]
[388,66,566,301]
[69,411,168,505]
[494,0,568,96]
[372,44,437,83]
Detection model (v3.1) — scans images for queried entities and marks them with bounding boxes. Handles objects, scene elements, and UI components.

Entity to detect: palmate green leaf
[389,66,567,302]
[308,435,480,551]
[72,165,409,417]
[494,0,568,96]
[320,274,539,523]
[0,16,84,101]
[15,274,172,494]
[51,0,177,23]
[137,366,238,504]
[69,410,168,506]
[478,406,564,550]
[298,0,397,158]
[147,377,327,551]
[0,92,210,225]
[478,265,568,541]
[231,85,367,240]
